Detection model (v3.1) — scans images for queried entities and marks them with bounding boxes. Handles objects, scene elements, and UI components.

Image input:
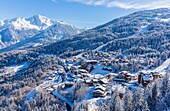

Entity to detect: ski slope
[53,90,73,109]
[94,23,150,51]
[154,58,170,73]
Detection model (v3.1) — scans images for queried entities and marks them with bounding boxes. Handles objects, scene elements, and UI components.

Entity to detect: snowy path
[154,58,170,72]
[0,62,29,76]
[26,80,54,100]
[94,35,138,51]
[94,40,114,51]
[139,58,170,76]
[53,90,73,109]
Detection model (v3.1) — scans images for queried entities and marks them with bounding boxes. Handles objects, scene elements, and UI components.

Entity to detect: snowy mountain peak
[0,15,82,50]
[27,15,54,30]
[33,14,47,19]
[57,21,70,26]
[0,20,5,27]
[11,17,40,30]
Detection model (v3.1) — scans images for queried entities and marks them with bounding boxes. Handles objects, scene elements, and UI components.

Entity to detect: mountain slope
[0,15,81,51]
[0,15,53,49]
[39,8,170,56]
[0,21,81,52]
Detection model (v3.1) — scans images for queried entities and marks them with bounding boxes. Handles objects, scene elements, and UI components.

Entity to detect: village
[32,51,168,110]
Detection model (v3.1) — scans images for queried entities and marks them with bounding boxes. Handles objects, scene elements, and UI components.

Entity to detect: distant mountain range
[1,8,170,55]
[0,15,82,50]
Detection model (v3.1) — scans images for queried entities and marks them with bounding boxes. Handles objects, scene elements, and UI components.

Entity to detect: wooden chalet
[85,60,98,67]
[99,78,108,85]
[114,71,137,82]
[150,72,162,80]
[85,79,94,86]
[138,71,153,87]
[93,85,106,97]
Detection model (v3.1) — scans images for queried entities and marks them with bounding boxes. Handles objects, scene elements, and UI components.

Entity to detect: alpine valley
[1,8,170,111]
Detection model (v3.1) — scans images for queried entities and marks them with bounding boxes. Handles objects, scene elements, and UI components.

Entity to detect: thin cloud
[51,0,57,3]
[65,0,170,9]
[51,0,56,2]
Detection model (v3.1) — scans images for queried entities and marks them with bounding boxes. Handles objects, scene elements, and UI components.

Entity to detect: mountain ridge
[0,15,81,50]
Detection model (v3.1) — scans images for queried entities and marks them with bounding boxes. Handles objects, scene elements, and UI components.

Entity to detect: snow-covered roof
[93,74,103,79]
[93,79,98,82]
[93,89,105,94]
[86,60,98,63]
[111,85,126,94]
[86,73,93,78]
[95,85,106,91]
[46,88,54,92]
[79,69,88,73]
[77,74,82,78]
[86,79,93,83]
[126,73,136,76]
[107,73,118,76]
[120,71,129,74]
[99,78,108,84]
[53,85,58,89]
[139,70,150,74]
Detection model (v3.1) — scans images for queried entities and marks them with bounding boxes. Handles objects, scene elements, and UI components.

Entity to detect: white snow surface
[154,58,170,73]
[91,63,110,75]
[0,62,29,76]
[9,62,29,74]
[27,15,54,30]
[139,58,170,76]
[53,90,73,109]
[11,18,40,30]
[0,20,5,26]
[0,15,77,31]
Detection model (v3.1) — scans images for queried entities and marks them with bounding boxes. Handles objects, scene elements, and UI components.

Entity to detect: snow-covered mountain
[0,15,81,50]
[29,8,170,56]
[43,21,81,39]
[26,15,54,30]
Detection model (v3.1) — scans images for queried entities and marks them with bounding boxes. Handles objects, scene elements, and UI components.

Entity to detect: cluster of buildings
[44,55,163,99]
[138,71,162,87]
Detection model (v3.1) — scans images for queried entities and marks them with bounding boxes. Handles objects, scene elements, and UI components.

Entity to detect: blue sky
[0,0,169,28]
